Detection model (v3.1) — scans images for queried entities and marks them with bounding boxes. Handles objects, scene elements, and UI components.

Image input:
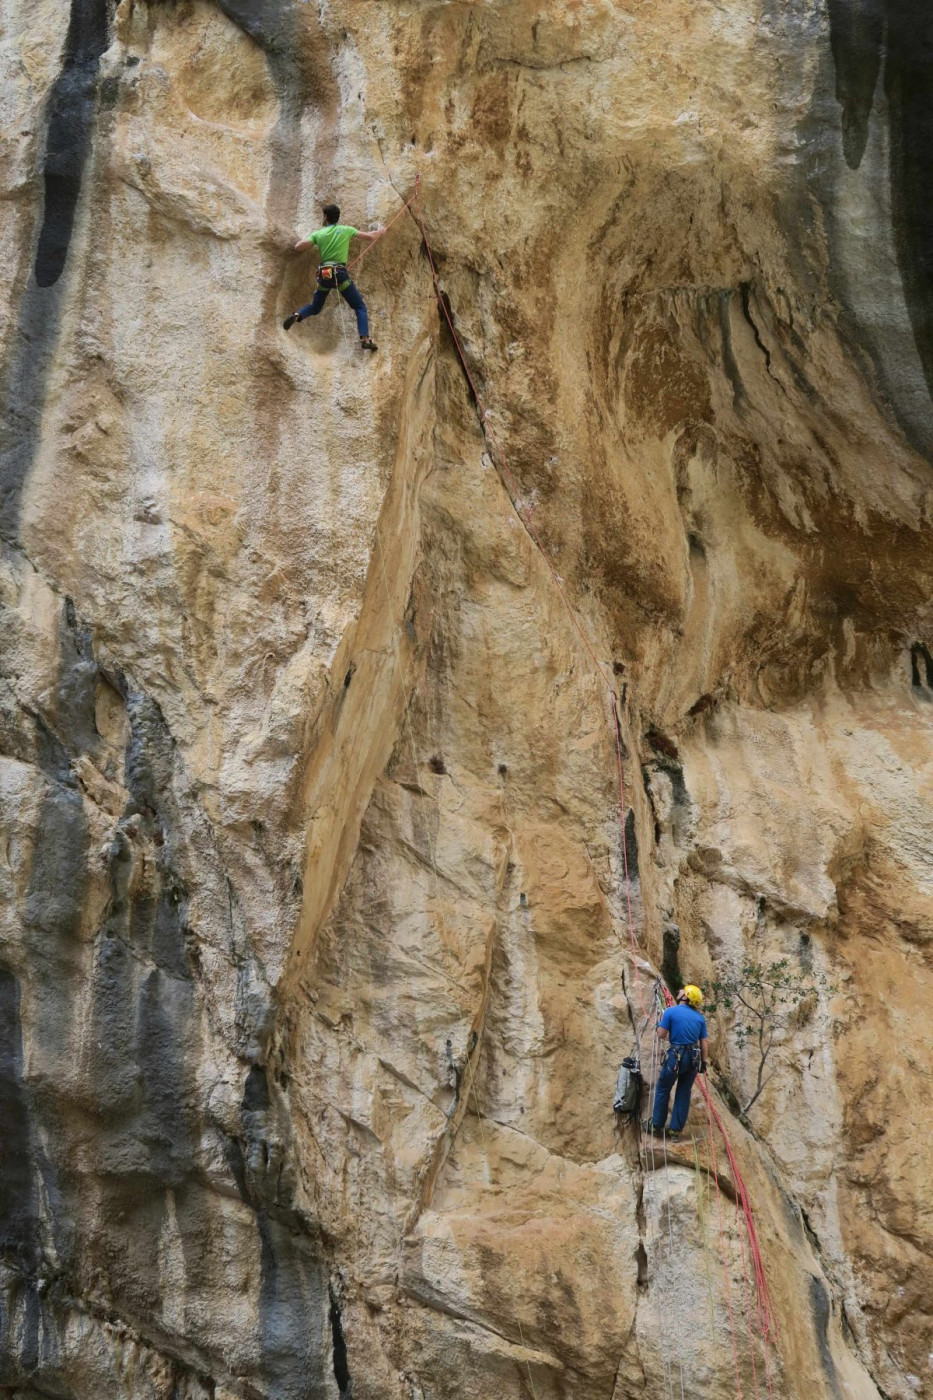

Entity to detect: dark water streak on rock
[0,0,112,542]
[0,971,41,1279]
[34,0,112,289]
[0,3,337,1384]
[225,1093,331,1400]
[828,0,933,404]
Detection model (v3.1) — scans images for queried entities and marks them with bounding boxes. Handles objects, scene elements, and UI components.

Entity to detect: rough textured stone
[0,0,931,1397]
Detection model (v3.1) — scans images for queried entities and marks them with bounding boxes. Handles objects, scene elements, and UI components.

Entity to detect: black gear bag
[613,1056,642,1116]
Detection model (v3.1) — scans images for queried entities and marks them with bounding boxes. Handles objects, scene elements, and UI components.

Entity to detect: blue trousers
[652,1045,700,1132]
[298,278,369,337]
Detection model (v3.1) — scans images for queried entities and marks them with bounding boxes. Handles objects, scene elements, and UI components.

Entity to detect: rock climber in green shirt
[283,203,384,351]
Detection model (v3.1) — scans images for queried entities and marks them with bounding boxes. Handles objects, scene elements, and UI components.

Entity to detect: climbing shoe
[283,313,299,331]
[360,337,378,352]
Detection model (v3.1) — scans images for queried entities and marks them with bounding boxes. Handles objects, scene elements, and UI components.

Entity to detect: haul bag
[613,1056,642,1116]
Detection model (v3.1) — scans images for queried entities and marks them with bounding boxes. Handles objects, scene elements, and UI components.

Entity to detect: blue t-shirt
[660,1004,708,1046]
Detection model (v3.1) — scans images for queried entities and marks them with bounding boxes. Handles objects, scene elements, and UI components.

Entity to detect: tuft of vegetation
[707,934,837,1116]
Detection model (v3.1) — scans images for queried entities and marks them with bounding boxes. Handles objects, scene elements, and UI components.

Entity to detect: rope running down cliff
[405,179,647,1019]
[403,174,779,1355]
[368,176,779,1379]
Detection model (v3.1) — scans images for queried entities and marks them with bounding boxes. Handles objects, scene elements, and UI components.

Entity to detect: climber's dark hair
[322,203,340,225]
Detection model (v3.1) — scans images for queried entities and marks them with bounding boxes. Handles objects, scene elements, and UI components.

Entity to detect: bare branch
[741,1067,777,1116]
[717,948,829,1115]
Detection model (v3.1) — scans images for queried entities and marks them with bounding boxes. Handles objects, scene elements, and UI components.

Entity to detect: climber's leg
[669,1059,698,1132]
[299,288,330,319]
[652,1051,678,1131]
[338,279,370,339]
[284,288,329,331]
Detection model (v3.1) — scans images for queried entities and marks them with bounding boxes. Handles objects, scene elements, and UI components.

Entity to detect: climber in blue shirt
[649,984,709,1137]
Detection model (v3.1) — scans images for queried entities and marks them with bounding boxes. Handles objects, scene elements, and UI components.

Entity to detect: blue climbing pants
[652,1044,701,1132]
[298,272,369,337]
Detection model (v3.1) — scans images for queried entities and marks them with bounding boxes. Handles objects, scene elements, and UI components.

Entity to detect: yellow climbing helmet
[682,984,704,1008]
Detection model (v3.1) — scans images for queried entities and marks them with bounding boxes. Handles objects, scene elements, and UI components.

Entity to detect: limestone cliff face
[1,1,931,1398]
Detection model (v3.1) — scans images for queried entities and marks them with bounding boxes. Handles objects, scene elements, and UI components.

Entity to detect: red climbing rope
[657,985,778,1361]
[409,183,647,1006]
[348,182,422,274]
[411,184,617,687]
[700,1081,779,1348]
[704,1089,745,1399]
[399,176,778,1386]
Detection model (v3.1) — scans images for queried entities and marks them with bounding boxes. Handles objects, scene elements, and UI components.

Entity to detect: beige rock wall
[1,0,931,1397]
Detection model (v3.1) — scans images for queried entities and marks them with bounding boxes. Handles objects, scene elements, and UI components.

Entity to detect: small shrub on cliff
[707,936,836,1116]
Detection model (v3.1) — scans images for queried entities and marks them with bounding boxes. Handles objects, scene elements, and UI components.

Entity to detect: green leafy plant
[707,939,836,1116]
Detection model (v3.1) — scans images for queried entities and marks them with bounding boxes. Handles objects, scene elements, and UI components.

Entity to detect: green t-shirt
[307,223,358,264]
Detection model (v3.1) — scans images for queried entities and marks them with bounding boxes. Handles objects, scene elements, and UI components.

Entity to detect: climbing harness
[663,1042,702,1074]
[317,262,350,291]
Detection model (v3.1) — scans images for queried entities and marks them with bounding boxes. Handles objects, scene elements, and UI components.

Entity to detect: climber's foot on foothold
[283,313,299,331]
[360,337,378,352]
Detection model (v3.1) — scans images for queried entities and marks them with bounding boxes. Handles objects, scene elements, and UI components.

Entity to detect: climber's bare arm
[657,1024,669,1041]
[354,226,386,242]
